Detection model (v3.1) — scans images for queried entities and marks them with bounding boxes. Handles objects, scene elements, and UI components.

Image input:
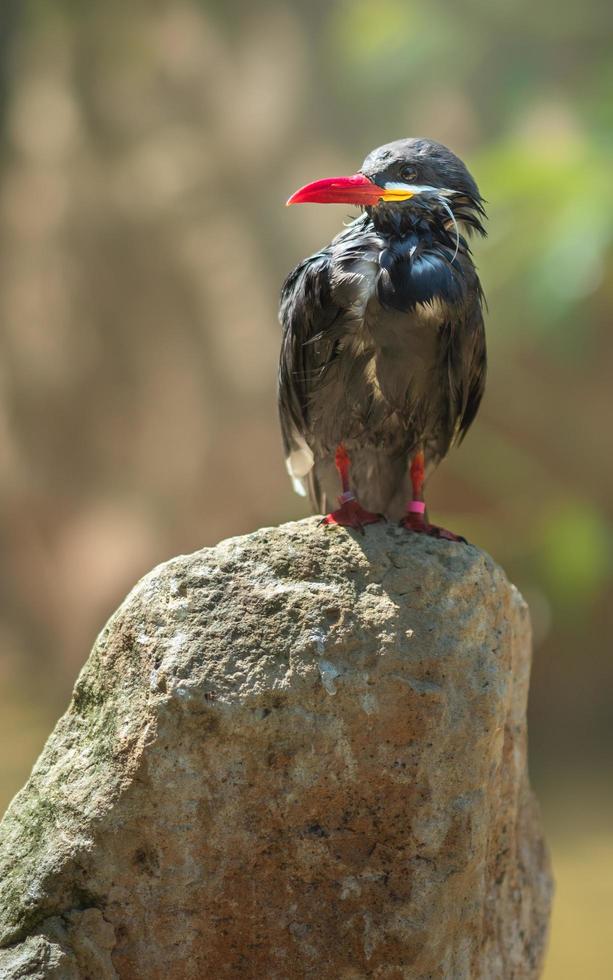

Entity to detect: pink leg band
[339,490,355,504]
[407,500,426,514]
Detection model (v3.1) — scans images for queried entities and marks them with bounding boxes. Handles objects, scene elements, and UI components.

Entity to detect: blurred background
[0,1,611,974]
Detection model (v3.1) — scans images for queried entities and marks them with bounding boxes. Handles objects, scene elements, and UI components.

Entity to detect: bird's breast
[329,240,453,394]
[307,230,467,451]
[378,246,464,312]
[331,229,464,319]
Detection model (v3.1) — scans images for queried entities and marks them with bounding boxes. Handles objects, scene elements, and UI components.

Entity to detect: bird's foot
[320,493,384,534]
[400,511,466,543]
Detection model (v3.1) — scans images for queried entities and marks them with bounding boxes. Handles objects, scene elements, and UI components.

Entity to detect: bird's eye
[401,167,418,183]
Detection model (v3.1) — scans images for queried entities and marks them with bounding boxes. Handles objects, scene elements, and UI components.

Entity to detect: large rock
[0,519,552,979]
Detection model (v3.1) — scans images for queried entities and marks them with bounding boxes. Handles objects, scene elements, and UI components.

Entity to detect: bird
[278,137,487,539]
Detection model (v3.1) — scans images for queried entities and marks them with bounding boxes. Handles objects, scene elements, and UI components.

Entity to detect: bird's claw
[320,498,385,534]
[400,513,466,543]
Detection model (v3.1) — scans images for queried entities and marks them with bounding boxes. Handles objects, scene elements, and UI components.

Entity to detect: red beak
[286,173,385,207]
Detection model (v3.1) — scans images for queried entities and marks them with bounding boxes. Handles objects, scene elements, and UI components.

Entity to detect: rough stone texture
[0,519,552,979]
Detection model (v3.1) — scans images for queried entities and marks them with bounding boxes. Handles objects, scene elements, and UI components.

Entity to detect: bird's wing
[445,267,487,446]
[456,303,487,442]
[278,249,340,506]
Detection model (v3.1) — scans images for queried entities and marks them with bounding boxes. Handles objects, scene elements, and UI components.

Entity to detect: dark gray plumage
[278,137,487,521]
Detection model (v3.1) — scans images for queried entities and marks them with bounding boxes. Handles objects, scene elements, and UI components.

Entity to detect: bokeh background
[0,1,611,974]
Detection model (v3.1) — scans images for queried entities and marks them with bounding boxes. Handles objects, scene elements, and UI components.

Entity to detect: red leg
[400,450,465,542]
[320,444,384,533]
[402,452,427,532]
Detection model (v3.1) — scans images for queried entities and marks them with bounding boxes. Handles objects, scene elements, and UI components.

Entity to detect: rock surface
[0,519,552,979]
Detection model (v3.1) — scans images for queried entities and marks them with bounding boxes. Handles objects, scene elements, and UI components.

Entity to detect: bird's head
[287,137,486,237]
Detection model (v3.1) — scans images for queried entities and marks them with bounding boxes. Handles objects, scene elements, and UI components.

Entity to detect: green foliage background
[0,2,611,974]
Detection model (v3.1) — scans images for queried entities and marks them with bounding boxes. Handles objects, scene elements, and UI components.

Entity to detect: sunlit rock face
[0,519,552,979]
